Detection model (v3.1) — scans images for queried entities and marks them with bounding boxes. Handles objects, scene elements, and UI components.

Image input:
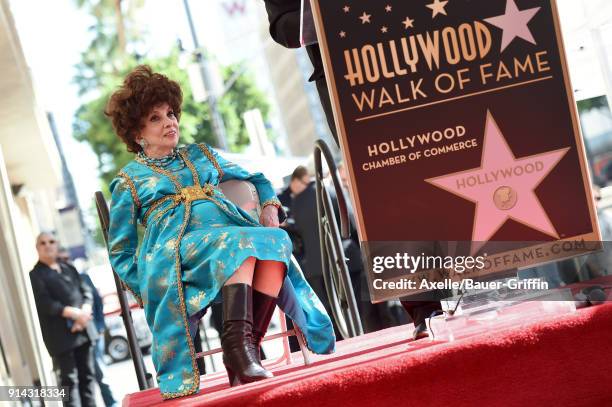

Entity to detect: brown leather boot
[221,284,272,386]
[251,289,278,363]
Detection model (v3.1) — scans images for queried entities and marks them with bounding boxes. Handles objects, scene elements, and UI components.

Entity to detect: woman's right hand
[260,205,280,227]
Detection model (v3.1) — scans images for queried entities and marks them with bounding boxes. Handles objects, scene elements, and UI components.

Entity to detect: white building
[559,0,612,104]
[0,0,64,395]
[558,0,612,172]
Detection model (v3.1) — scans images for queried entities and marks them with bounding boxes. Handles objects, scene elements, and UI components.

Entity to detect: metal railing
[95,191,154,390]
[314,140,363,338]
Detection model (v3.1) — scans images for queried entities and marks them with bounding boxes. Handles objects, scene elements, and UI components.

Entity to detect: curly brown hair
[105,65,183,153]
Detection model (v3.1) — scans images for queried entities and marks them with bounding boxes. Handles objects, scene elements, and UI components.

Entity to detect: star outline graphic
[425,111,570,250]
[402,16,415,29]
[484,0,541,53]
[359,12,371,24]
[426,0,449,19]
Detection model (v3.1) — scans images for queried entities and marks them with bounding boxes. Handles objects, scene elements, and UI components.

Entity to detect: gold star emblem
[385,5,392,12]
[426,0,449,18]
[188,291,206,313]
[343,5,350,13]
[339,31,346,38]
[381,26,388,33]
[165,239,176,250]
[402,16,415,29]
[359,12,371,24]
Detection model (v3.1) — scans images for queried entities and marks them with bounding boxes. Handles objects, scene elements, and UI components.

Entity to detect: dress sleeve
[200,144,283,209]
[108,173,143,307]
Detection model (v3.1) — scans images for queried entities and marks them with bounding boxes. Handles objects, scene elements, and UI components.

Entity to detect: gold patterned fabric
[107,143,335,399]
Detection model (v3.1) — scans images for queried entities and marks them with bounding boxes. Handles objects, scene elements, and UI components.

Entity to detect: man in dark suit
[335,163,398,333]
[60,245,117,407]
[262,0,338,144]
[29,233,97,407]
[291,180,323,283]
[400,240,447,340]
[263,1,439,340]
[278,166,311,267]
[292,174,378,338]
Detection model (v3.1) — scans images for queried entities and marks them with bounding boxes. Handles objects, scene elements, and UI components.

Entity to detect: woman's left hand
[260,205,280,227]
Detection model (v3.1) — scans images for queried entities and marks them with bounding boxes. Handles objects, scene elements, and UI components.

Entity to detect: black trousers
[400,301,442,326]
[315,78,338,145]
[350,270,400,333]
[53,341,96,407]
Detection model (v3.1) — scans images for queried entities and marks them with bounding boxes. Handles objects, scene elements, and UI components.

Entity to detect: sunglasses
[38,239,56,246]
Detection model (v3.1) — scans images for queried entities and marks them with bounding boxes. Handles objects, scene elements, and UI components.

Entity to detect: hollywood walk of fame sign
[310,0,601,302]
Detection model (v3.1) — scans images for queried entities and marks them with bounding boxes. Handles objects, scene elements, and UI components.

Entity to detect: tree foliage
[72,0,271,187]
[577,95,611,115]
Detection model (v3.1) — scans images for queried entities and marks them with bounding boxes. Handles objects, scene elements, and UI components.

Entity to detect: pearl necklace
[137,148,179,168]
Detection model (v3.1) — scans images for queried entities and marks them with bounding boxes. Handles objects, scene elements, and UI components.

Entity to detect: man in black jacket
[262,0,338,144]
[292,176,387,336]
[30,233,97,407]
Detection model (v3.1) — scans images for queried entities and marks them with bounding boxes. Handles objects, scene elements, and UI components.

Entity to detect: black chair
[95,191,154,390]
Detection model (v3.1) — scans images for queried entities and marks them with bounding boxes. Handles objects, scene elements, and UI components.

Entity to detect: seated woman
[106,65,335,399]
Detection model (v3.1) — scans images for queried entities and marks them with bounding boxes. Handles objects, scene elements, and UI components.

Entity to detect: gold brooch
[177,184,215,203]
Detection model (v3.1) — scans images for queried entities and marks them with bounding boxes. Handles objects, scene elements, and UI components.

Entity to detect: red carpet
[124,302,612,407]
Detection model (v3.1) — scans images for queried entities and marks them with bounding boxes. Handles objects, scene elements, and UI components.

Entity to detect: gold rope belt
[142,183,217,226]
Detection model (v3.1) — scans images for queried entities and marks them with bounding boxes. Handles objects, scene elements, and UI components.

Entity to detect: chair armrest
[219,180,286,223]
[219,180,261,219]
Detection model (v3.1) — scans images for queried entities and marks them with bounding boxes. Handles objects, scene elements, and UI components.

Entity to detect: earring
[138,139,147,149]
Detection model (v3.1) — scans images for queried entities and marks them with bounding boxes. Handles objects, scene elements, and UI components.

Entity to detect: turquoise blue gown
[107,143,335,399]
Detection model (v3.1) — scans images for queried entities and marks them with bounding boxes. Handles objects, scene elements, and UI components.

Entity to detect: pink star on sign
[426,0,448,18]
[359,12,371,24]
[402,17,414,29]
[484,0,541,52]
[426,111,569,253]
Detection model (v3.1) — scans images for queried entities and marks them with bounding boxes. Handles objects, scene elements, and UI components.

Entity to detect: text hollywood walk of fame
[328,0,550,116]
